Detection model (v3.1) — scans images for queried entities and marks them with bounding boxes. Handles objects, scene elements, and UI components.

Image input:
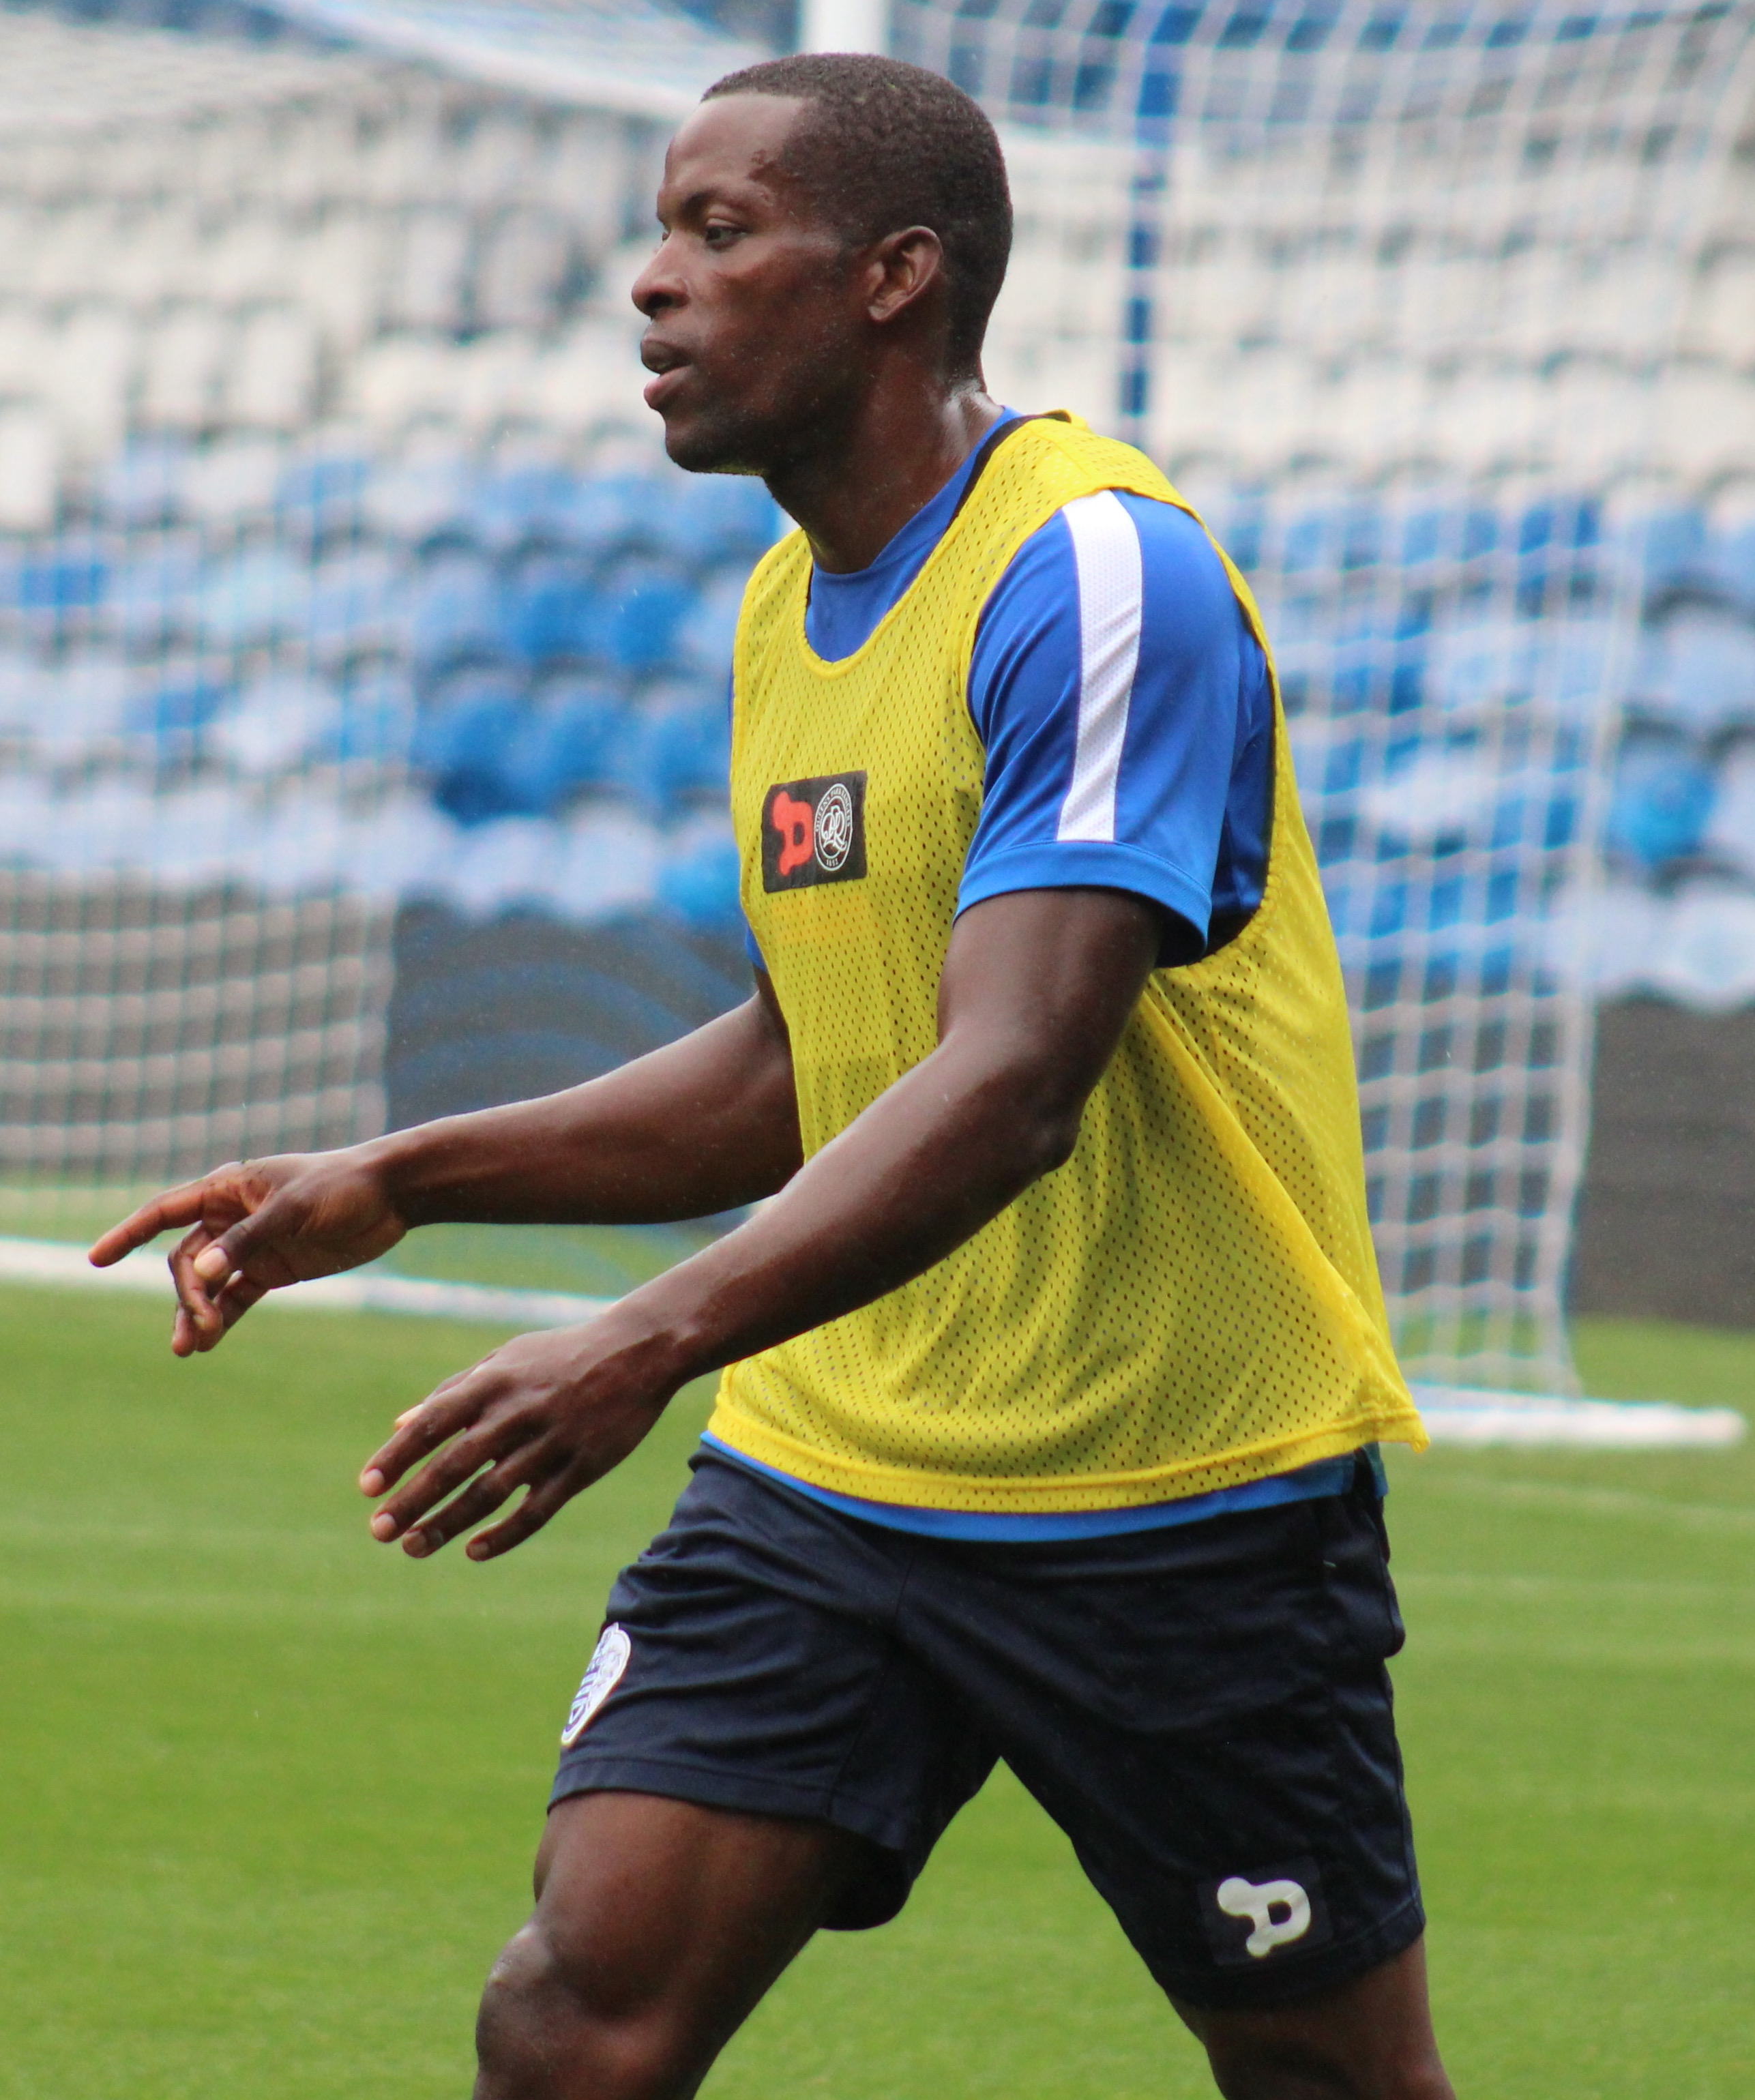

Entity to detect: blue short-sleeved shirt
[745,412,1273,969]
[722,415,1364,1540]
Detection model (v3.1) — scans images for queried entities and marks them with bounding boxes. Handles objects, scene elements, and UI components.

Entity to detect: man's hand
[89,991,803,1365]
[358,1315,683,1561]
[89,1151,408,1357]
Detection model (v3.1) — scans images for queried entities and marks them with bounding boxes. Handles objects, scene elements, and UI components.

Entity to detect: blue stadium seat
[498,680,630,814]
[276,451,370,543]
[499,548,596,665]
[1606,730,1717,871]
[411,668,529,825]
[587,556,695,675]
[554,473,660,561]
[7,537,108,619]
[611,685,731,818]
[658,832,743,934]
[1631,506,1709,601]
[1707,520,1755,614]
[104,535,203,647]
[473,464,580,553]
[332,668,417,765]
[411,548,502,669]
[196,546,309,649]
[673,565,748,673]
[662,474,778,566]
[126,664,231,769]
[98,438,192,528]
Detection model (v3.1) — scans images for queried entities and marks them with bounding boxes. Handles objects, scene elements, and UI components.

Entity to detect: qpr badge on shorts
[1198,1855,1333,1966]
[560,1623,632,1748]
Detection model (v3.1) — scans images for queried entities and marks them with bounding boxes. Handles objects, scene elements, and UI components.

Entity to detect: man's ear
[865,226,945,327]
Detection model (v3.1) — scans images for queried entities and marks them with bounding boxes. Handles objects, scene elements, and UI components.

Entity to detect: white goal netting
[2,0,1754,1392]
[943,0,1755,1387]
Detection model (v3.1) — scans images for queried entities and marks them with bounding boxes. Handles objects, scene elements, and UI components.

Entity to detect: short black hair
[703,53,1012,374]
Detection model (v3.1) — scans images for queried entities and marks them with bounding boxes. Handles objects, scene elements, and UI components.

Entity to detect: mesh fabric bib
[711,415,1424,1513]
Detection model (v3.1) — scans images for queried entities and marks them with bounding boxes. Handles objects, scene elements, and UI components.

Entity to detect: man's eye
[704,222,743,247]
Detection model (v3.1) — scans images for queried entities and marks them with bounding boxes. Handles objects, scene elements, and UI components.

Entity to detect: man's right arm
[88,975,802,1354]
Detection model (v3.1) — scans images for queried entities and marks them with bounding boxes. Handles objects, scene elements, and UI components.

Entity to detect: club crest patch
[1198,1857,1332,1966]
[761,771,867,891]
[560,1623,632,1748]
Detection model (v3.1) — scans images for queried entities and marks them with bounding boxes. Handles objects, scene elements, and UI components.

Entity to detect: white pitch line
[0,1235,611,1329]
[0,1238,1744,1450]
[1411,1382,1746,1450]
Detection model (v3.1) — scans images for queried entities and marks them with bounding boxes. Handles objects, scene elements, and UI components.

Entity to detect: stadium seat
[673,567,748,675]
[383,205,471,334]
[0,406,58,532]
[138,305,230,430]
[1606,729,1717,872]
[1631,608,1755,734]
[181,437,283,522]
[610,687,731,818]
[125,660,232,770]
[585,554,695,675]
[658,828,743,934]
[410,547,503,670]
[499,548,598,665]
[331,666,418,767]
[411,667,529,825]
[227,306,319,430]
[497,679,631,814]
[473,206,576,333]
[276,448,372,544]
[305,545,409,666]
[195,545,310,651]
[210,670,344,777]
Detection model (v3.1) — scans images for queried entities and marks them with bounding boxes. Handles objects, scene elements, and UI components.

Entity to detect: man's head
[633,54,1011,477]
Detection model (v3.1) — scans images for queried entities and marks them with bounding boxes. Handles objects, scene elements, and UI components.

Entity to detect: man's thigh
[477,1791,874,2100]
[1173,1937,1455,2100]
[546,1455,997,1926]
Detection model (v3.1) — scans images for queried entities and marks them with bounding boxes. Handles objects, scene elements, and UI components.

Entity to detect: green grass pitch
[1,1276,1752,2098]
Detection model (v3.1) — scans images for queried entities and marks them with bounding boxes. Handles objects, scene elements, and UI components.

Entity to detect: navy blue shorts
[550,1450,1424,2011]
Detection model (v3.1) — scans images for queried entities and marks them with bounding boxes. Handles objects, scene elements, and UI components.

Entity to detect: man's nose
[631,241,683,318]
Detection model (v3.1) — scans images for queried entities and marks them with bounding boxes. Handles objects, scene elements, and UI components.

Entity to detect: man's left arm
[361,884,1162,1561]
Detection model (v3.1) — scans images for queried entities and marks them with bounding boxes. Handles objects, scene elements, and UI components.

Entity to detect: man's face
[633,95,866,477]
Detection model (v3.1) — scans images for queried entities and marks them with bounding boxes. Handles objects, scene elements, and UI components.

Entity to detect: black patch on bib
[761,772,867,891]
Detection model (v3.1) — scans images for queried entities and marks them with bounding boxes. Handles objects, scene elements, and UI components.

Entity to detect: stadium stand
[1,0,1754,1387]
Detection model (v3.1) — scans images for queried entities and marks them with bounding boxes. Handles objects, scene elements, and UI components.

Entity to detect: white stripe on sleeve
[1055,489,1145,845]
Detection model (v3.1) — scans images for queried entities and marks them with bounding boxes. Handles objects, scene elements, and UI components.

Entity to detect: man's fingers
[398,1453,539,1558]
[189,1192,298,1290]
[360,1364,496,1494]
[368,1423,510,1543]
[361,1365,509,1505]
[89,1181,211,1267]
[198,1273,269,1348]
[168,1228,225,1339]
[464,1475,572,1561]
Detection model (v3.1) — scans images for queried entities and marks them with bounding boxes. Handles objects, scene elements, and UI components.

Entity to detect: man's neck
[767,372,1003,575]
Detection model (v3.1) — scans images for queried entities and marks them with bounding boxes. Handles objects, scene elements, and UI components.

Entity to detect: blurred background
[1,0,1753,1393]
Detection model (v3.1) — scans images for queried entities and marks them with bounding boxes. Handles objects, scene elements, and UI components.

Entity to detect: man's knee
[1200,2027,1454,2100]
[474,1919,690,2100]
[1180,1938,1455,2100]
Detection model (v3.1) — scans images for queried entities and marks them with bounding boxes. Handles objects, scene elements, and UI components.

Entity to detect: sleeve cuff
[956,842,1212,964]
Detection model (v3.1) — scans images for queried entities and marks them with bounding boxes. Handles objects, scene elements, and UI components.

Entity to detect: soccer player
[94,54,1454,2100]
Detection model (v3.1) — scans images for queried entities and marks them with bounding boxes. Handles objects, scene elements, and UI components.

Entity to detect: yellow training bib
[709,414,1424,1513]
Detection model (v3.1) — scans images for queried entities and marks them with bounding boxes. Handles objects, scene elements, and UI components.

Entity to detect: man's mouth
[640,336,692,411]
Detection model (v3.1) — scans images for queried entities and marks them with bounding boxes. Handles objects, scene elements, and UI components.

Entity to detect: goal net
[2,0,1753,1395]
[925,0,1755,1390]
